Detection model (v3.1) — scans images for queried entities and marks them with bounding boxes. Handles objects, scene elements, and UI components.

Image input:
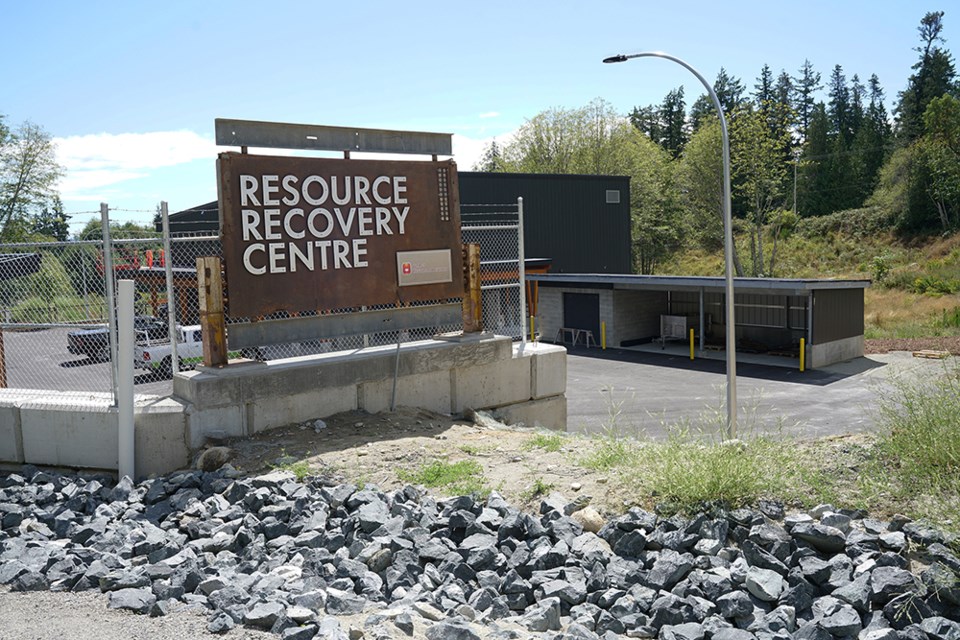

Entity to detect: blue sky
[1,1,940,234]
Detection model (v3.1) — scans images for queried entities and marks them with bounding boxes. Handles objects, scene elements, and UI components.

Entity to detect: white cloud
[54,130,216,200]
[479,112,500,119]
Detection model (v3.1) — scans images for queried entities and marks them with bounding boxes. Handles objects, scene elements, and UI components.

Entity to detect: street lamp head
[602,54,628,64]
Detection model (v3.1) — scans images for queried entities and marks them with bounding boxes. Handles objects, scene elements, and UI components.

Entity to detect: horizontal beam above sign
[228,303,462,349]
[215,119,453,156]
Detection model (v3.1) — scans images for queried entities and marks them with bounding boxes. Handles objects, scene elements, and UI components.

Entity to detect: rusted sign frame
[217,152,463,318]
[215,119,453,156]
[228,303,462,349]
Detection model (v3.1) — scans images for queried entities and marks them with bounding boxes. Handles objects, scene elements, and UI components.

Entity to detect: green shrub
[910,275,958,296]
[11,294,88,323]
[871,255,891,284]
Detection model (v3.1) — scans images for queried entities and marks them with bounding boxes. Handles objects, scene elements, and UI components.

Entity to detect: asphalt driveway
[563,344,949,440]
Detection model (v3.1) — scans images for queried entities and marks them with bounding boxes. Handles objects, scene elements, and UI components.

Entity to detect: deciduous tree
[0,120,64,241]
[501,99,687,273]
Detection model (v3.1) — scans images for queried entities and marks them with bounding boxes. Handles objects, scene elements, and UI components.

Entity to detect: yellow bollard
[690,328,695,360]
[601,321,606,350]
[800,337,805,372]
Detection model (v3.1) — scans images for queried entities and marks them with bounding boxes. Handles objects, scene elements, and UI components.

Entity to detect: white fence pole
[100,203,119,405]
[117,279,135,479]
[161,202,179,374]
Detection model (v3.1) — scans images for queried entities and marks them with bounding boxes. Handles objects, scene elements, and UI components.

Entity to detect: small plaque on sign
[397,250,453,287]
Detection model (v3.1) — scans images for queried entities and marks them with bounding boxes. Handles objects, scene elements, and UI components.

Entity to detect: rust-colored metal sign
[218,153,463,317]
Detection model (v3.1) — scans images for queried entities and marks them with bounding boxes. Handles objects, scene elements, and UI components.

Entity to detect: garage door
[562,292,600,340]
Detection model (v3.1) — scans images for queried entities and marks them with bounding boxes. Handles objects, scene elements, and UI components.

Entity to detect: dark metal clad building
[457,172,631,274]
[164,172,633,275]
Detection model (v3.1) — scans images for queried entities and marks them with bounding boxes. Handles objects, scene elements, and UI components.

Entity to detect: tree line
[476,11,960,276]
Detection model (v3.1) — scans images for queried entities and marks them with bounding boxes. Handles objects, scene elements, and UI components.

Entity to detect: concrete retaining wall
[0,335,566,478]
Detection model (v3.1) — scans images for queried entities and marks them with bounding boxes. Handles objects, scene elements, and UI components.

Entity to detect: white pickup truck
[134,325,205,377]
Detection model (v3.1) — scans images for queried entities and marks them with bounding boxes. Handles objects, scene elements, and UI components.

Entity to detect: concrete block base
[0,335,567,478]
[493,395,567,431]
[809,335,865,369]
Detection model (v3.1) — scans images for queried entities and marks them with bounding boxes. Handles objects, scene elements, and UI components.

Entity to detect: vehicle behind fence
[0,201,524,401]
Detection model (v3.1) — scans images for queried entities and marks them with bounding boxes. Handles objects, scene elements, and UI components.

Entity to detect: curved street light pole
[603,51,738,438]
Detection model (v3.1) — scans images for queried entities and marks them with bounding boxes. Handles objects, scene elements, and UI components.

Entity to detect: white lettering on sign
[237,173,413,276]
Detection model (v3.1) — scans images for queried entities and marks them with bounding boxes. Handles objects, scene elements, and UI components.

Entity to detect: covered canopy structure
[529,273,870,369]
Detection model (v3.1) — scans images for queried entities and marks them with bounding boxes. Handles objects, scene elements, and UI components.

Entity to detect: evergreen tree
[896,11,958,141]
[767,70,798,163]
[850,74,866,137]
[715,68,746,112]
[793,59,822,142]
[473,139,508,172]
[629,105,661,143]
[828,65,852,145]
[753,64,774,109]
[799,103,832,216]
[850,75,892,201]
[30,195,70,241]
[659,87,687,157]
[689,67,746,130]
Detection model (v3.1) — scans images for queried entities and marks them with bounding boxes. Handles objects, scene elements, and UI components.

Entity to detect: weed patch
[398,458,489,497]
[521,476,555,502]
[859,364,960,524]
[522,432,565,453]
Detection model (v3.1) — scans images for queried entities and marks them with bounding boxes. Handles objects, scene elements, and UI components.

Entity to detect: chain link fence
[461,201,525,340]
[0,200,524,398]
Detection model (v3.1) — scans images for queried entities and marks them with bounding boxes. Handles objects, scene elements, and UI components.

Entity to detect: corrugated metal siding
[458,172,631,274]
[667,291,808,330]
[813,289,864,343]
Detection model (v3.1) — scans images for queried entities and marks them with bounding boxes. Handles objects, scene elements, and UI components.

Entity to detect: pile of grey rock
[2,466,960,640]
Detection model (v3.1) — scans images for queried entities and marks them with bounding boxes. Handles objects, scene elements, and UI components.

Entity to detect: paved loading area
[563,344,949,440]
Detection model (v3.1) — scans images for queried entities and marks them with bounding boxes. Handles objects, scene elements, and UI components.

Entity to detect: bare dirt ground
[227,407,622,514]
[865,335,960,354]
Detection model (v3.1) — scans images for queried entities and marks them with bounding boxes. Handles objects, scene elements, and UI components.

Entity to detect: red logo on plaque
[402,262,412,274]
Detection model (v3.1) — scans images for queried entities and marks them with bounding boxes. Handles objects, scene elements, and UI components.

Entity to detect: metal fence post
[517,197,527,345]
[100,203,119,405]
[117,279,135,479]
[161,202,179,374]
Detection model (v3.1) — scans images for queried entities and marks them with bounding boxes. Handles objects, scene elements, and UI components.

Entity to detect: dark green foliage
[31,196,70,241]
[688,67,746,130]
[895,11,958,141]
[792,59,822,141]
[473,139,508,172]
[629,88,688,158]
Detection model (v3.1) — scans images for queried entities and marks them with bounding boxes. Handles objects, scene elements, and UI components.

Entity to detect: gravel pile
[2,467,960,640]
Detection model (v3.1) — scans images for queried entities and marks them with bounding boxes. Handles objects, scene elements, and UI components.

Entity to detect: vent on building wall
[605,190,621,204]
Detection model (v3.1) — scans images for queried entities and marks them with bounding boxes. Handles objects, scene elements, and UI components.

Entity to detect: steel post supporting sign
[218,153,463,317]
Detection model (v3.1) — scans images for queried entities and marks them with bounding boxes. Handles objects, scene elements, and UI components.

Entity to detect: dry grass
[865,288,960,337]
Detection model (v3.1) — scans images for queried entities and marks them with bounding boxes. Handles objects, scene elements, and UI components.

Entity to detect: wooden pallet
[913,349,951,359]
